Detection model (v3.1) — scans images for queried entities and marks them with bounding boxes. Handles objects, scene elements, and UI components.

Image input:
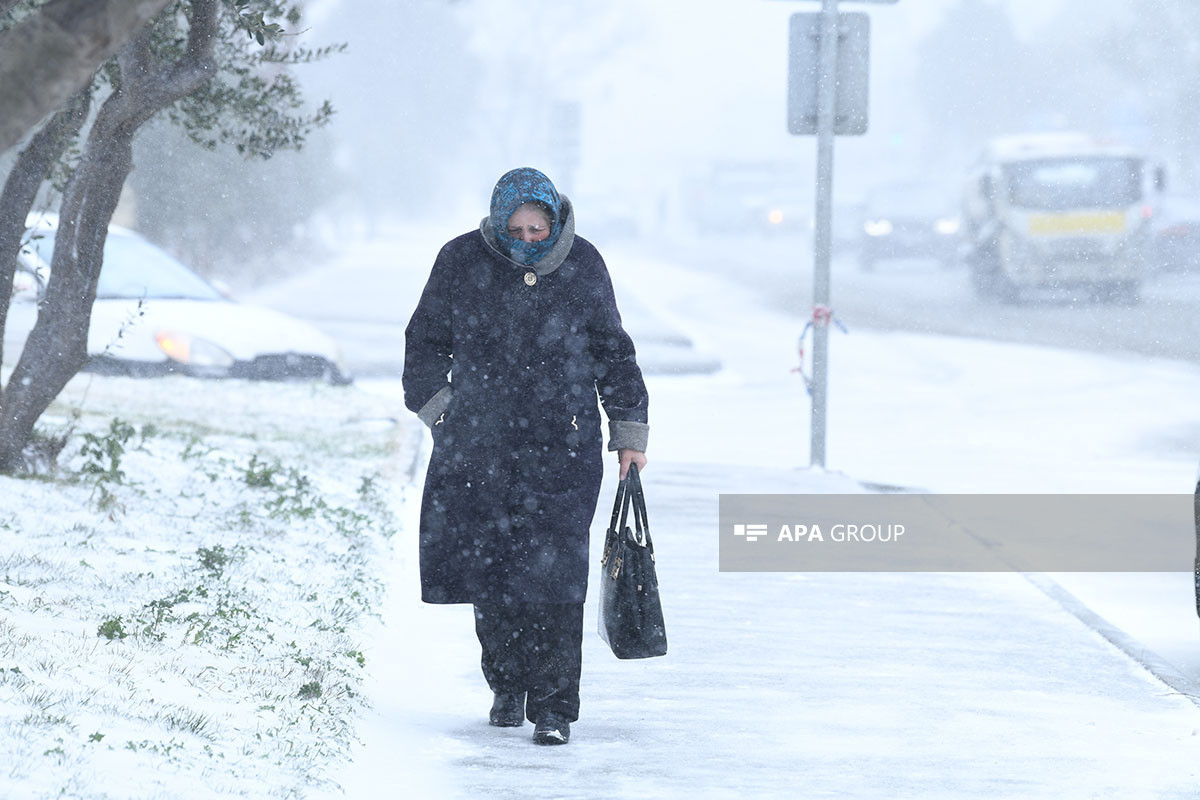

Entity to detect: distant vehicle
[8,217,351,384]
[683,161,810,235]
[961,132,1161,303]
[857,182,960,271]
[1150,192,1200,273]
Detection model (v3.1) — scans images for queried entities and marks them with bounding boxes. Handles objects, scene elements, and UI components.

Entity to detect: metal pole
[810,0,838,468]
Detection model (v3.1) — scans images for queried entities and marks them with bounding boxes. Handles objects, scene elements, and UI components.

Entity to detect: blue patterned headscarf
[490,167,563,266]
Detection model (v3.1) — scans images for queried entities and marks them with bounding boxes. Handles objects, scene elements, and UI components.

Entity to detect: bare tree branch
[0,0,172,154]
[113,0,220,129]
[159,0,221,105]
[185,0,219,66]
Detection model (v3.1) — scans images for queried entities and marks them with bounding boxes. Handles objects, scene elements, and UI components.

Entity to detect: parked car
[8,217,351,384]
[858,181,960,271]
[1151,192,1200,273]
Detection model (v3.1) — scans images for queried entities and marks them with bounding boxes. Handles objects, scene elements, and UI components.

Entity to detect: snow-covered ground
[7,224,1200,798]
[0,374,416,798]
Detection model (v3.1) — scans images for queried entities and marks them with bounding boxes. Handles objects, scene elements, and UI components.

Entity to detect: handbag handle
[603,463,653,564]
[608,467,633,534]
[608,464,642,536]
[602,466,634,567]
[624,464,652,551]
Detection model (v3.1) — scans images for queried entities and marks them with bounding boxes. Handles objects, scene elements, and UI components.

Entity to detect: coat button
[523,271,537,286]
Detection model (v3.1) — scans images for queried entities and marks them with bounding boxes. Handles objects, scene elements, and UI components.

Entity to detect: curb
[1024,572,1200,711]
[864,481,1200,711]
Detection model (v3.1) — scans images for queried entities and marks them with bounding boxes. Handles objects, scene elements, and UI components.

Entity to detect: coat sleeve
[403,245,455,428]
[586,256,650,452]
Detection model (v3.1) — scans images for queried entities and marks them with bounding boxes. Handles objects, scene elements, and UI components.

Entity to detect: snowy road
[252,226,1200,383]
[651,233,1200,364]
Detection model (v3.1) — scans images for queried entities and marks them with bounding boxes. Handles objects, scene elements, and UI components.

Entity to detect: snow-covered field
[0,372,417,799]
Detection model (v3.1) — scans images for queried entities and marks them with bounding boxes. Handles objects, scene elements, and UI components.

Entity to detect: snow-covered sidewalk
[338,450,1200,799]
[330,237,1200,798]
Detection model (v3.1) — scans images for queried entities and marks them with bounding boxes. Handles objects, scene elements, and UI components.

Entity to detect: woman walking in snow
[402,167,649,745]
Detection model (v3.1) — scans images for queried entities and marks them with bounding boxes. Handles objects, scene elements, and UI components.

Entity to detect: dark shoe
[489,692,525,727]
[532,713,571,745]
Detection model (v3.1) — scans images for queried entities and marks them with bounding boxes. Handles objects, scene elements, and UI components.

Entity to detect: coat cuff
[416,386,454,428]
[607,420,649,452]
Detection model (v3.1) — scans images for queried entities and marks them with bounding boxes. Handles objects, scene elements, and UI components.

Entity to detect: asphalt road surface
[645,233,1200,366]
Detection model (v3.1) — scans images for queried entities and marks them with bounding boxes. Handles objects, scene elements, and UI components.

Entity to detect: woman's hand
[618,449,647,480]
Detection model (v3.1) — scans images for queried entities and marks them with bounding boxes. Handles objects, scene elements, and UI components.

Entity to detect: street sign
[787,12,870,136]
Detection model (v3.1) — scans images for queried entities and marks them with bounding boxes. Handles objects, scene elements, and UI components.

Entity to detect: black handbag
[598,463,667,659]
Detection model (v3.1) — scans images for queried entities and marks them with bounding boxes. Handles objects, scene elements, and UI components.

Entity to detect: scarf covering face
[490,167,563,266]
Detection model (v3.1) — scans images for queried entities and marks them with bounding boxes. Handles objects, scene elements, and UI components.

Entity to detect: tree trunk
[0,89,91,377]
[0,0,171,154]
[0,108,135,473]
[0,1,219,474]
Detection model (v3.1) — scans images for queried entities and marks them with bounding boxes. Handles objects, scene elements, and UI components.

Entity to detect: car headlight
[155,330,235,369]
[767,209,785,225]
[935,217,960,235]
[864,219,893,237]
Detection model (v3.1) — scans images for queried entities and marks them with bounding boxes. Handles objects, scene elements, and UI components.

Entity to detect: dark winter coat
[402,197,649,605]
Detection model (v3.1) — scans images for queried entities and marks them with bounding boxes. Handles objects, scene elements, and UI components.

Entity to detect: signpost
[785,0,895,468]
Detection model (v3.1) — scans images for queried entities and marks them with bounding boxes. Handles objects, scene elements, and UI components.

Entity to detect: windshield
[22,229,222,300]
[1004,157,1143,210]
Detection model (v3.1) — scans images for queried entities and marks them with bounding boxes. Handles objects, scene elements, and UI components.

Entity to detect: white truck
[961,132,1163,304]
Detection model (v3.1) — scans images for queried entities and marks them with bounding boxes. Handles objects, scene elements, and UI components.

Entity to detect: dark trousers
[473,602,584,723]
